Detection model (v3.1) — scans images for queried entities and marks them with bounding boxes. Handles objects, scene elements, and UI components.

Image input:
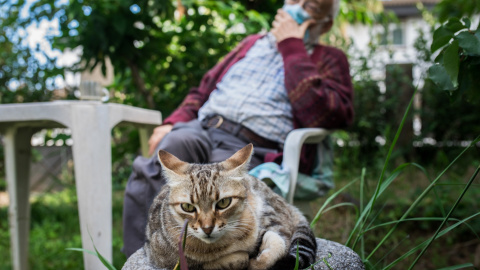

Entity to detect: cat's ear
[222,144,253,173]
[157,149,188,177]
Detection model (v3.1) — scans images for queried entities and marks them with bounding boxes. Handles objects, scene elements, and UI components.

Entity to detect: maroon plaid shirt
[164,34,354,174]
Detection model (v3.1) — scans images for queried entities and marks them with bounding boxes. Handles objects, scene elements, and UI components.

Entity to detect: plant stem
[360,167,366,259]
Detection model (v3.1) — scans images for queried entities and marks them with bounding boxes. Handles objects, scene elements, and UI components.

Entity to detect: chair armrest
[282,128,332,204]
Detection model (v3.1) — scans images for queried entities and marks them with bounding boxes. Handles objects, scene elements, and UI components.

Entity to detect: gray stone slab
[122,238,365,270]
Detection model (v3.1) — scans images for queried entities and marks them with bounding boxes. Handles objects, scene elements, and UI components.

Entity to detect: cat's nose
[202,226,214,236]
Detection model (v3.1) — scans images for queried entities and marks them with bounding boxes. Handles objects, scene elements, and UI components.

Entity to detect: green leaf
[443,40,460,88]
[444,18,465,33]
[455,31,480,55]
[431,25,454,52]
[428,64,455,91]
[434,51,444,63]
[461,17,471,29]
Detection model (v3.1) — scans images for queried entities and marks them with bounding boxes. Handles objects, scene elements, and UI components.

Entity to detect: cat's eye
[181,203,196,213]
[216,198,232,210]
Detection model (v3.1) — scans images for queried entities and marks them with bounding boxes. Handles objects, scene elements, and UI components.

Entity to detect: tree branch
[127,60,155,109]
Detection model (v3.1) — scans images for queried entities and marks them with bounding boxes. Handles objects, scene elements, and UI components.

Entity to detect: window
[378,24,405,46]
[392,27,403,45]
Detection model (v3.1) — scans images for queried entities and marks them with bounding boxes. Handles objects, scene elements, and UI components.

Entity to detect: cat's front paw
[248,231,287,270]
[203,251,249,270]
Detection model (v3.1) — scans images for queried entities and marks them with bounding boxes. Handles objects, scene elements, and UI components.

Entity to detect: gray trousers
[122,119,276,257]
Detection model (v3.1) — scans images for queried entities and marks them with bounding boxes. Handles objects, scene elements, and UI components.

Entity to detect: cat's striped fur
[145,144,317,270]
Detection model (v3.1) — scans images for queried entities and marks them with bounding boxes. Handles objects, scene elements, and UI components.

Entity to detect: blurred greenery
[433,0,480,24]
[0,0,480,268]
[0,188,126,270]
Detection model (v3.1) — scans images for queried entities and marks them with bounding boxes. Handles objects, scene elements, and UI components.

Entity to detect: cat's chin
[198,236,220,244]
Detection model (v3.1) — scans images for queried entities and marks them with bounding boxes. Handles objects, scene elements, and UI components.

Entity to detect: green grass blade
[420,163,446,217]
[435,183,480,187]
[362,88,417,229]
[348,163,411,248]
[363,216,479,240]
[302,252,334,270]
[65,247,117,270]
[65,247,98,257]
[363,259,377,270]
[178,219,189,270]
[310,177,360,228]
[182,220,188,250]
[359,168,366,215]
[360,167,366,259]
[363,217,464,232]
[321,202,359,218]
[67,227,118,270]
[436,263,476,270]
[92,243,118,270]
[365,140,477,260]
[373,234,410,269]
[87,228,117,270]
[362,214,479,267]
[383,212,480,269]
[408,165,480,270]
[294,240,300,270]
[365,203,388,232]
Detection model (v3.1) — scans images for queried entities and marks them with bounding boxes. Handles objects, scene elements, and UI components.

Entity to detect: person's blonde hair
[283,0,341,20]
[331,0,340,19]
[304,0,340,46]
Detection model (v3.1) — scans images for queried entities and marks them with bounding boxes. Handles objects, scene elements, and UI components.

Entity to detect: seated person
[122,0,353,259]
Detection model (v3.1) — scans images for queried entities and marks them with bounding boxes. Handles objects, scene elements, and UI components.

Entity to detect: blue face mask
[282,4,312,42]
[283,4,311,25]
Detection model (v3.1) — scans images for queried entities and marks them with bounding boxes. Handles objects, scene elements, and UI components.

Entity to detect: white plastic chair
[281,128,332,217]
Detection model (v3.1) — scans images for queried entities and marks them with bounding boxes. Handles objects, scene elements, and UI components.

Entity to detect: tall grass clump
[311,88,480,269]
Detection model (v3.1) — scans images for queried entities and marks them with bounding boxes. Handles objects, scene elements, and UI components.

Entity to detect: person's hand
[148,124,173,155]
[271,9,314,43]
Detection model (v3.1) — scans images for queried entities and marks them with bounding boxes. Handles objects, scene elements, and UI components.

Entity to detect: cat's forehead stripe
[189,175,195,185]
[183,166,224,202]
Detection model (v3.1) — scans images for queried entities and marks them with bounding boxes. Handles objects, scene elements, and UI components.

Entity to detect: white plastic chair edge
[282,128,332,204]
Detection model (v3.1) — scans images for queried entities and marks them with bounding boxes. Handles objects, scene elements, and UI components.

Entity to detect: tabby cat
[145,144,317,270]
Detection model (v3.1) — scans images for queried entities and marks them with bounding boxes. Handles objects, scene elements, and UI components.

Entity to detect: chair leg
[4,127,34,270]
[70,106,112,270]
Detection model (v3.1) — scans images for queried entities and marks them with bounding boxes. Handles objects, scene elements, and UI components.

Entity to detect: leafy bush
[428,17,480,101]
